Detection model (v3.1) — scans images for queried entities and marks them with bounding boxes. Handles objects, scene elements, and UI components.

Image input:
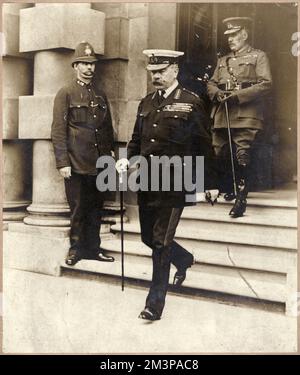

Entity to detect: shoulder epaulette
[182,87,199,98]
[145,91,155,100]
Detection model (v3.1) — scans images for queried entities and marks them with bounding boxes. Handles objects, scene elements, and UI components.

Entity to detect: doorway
[177,2,298,188]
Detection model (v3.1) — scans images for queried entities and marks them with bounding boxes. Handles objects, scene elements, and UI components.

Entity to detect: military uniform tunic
[207,46,272,129]
[127,84,214,207]
[207,45,272,168]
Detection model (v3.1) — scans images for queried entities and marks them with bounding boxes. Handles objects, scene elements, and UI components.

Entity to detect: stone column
[2,3,33,228]
[4,4,107,277]
[3,141,32,227]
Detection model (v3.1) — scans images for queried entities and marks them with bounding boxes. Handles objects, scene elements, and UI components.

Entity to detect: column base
[4,223,70,276]
[24,203,70,226]
[3,201,31,230]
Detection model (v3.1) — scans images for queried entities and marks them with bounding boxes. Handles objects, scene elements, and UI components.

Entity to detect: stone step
[60,252,287,304]
[183,203,297,228]
[100,238,296,275]
[212,190,297,209]
[111,220,297,250]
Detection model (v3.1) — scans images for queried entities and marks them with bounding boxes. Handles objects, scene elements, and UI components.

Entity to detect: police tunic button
[150,139,155,143]
[174,115,178,118]
[157,109,160,112]
[94,143,98,147]
[95,129,98,132]
[153,124,158,127]
[93,115,97,118]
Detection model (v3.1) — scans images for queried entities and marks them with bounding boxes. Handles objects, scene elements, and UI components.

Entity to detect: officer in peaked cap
[223,17,253,35]
[51,41,115,266]
[144,49,184,70]
[207,17,272,218]
[116,49,217,321]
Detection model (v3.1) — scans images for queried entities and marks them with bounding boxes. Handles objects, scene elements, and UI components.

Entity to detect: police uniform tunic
[51,79,114,256]
[52,79,114,175]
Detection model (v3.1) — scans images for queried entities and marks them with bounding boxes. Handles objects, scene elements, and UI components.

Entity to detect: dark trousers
[64,173,104,256]
[139,205,194,316]
[212,128,259,192]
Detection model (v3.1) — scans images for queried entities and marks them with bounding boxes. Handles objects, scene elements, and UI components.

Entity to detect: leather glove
[219,93,239,105]
[59,166,71,179]
[216,90,228,103]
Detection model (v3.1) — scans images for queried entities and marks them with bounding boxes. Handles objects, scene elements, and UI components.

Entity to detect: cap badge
[85,45,92,56]
[150,54,159,64]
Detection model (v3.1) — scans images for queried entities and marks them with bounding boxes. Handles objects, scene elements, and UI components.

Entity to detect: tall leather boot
[229,164,248,218]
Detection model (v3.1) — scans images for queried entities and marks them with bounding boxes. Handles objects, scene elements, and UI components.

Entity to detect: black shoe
[173,270,186,286]
[229,199,247,218]
[97,252,115,262]
[173,256,194,287]
[65,250,81,266]
[85,250,115,262]
[224,192,236,201]
[138,307,160,321]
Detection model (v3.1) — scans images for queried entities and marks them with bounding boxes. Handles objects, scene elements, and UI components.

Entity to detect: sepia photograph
[1,0,299,354]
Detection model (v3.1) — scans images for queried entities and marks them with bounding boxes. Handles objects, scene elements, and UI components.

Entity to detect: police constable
[116,49,217,321]
[207,17,272,217]
[51,42,115,265]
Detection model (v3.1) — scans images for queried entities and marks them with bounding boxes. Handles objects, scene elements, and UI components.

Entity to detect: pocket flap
[162,111,189,120]
[139,110,151,118]
[69,102,88,109]
[95,96,107,110]
[238,59,256,66]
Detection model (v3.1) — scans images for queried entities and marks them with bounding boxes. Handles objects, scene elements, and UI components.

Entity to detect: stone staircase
[61,187,298,314]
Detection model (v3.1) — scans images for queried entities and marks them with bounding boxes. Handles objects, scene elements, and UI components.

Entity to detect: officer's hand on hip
[115,158,129,173]
[59,166,72,179]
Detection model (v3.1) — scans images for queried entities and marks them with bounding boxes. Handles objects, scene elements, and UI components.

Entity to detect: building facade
[2,2,298,319]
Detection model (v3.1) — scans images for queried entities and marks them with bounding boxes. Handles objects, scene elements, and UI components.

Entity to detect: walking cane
[223,84,237,197]
[119,170,125,291]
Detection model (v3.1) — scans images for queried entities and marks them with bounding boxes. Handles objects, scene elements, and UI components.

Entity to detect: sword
[224,81,237,196]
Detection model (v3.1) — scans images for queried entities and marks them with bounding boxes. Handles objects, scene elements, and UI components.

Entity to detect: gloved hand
[115,158,129,173]
[59,166,71,179]
[205,189,219,205]
[219,92,239,105]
